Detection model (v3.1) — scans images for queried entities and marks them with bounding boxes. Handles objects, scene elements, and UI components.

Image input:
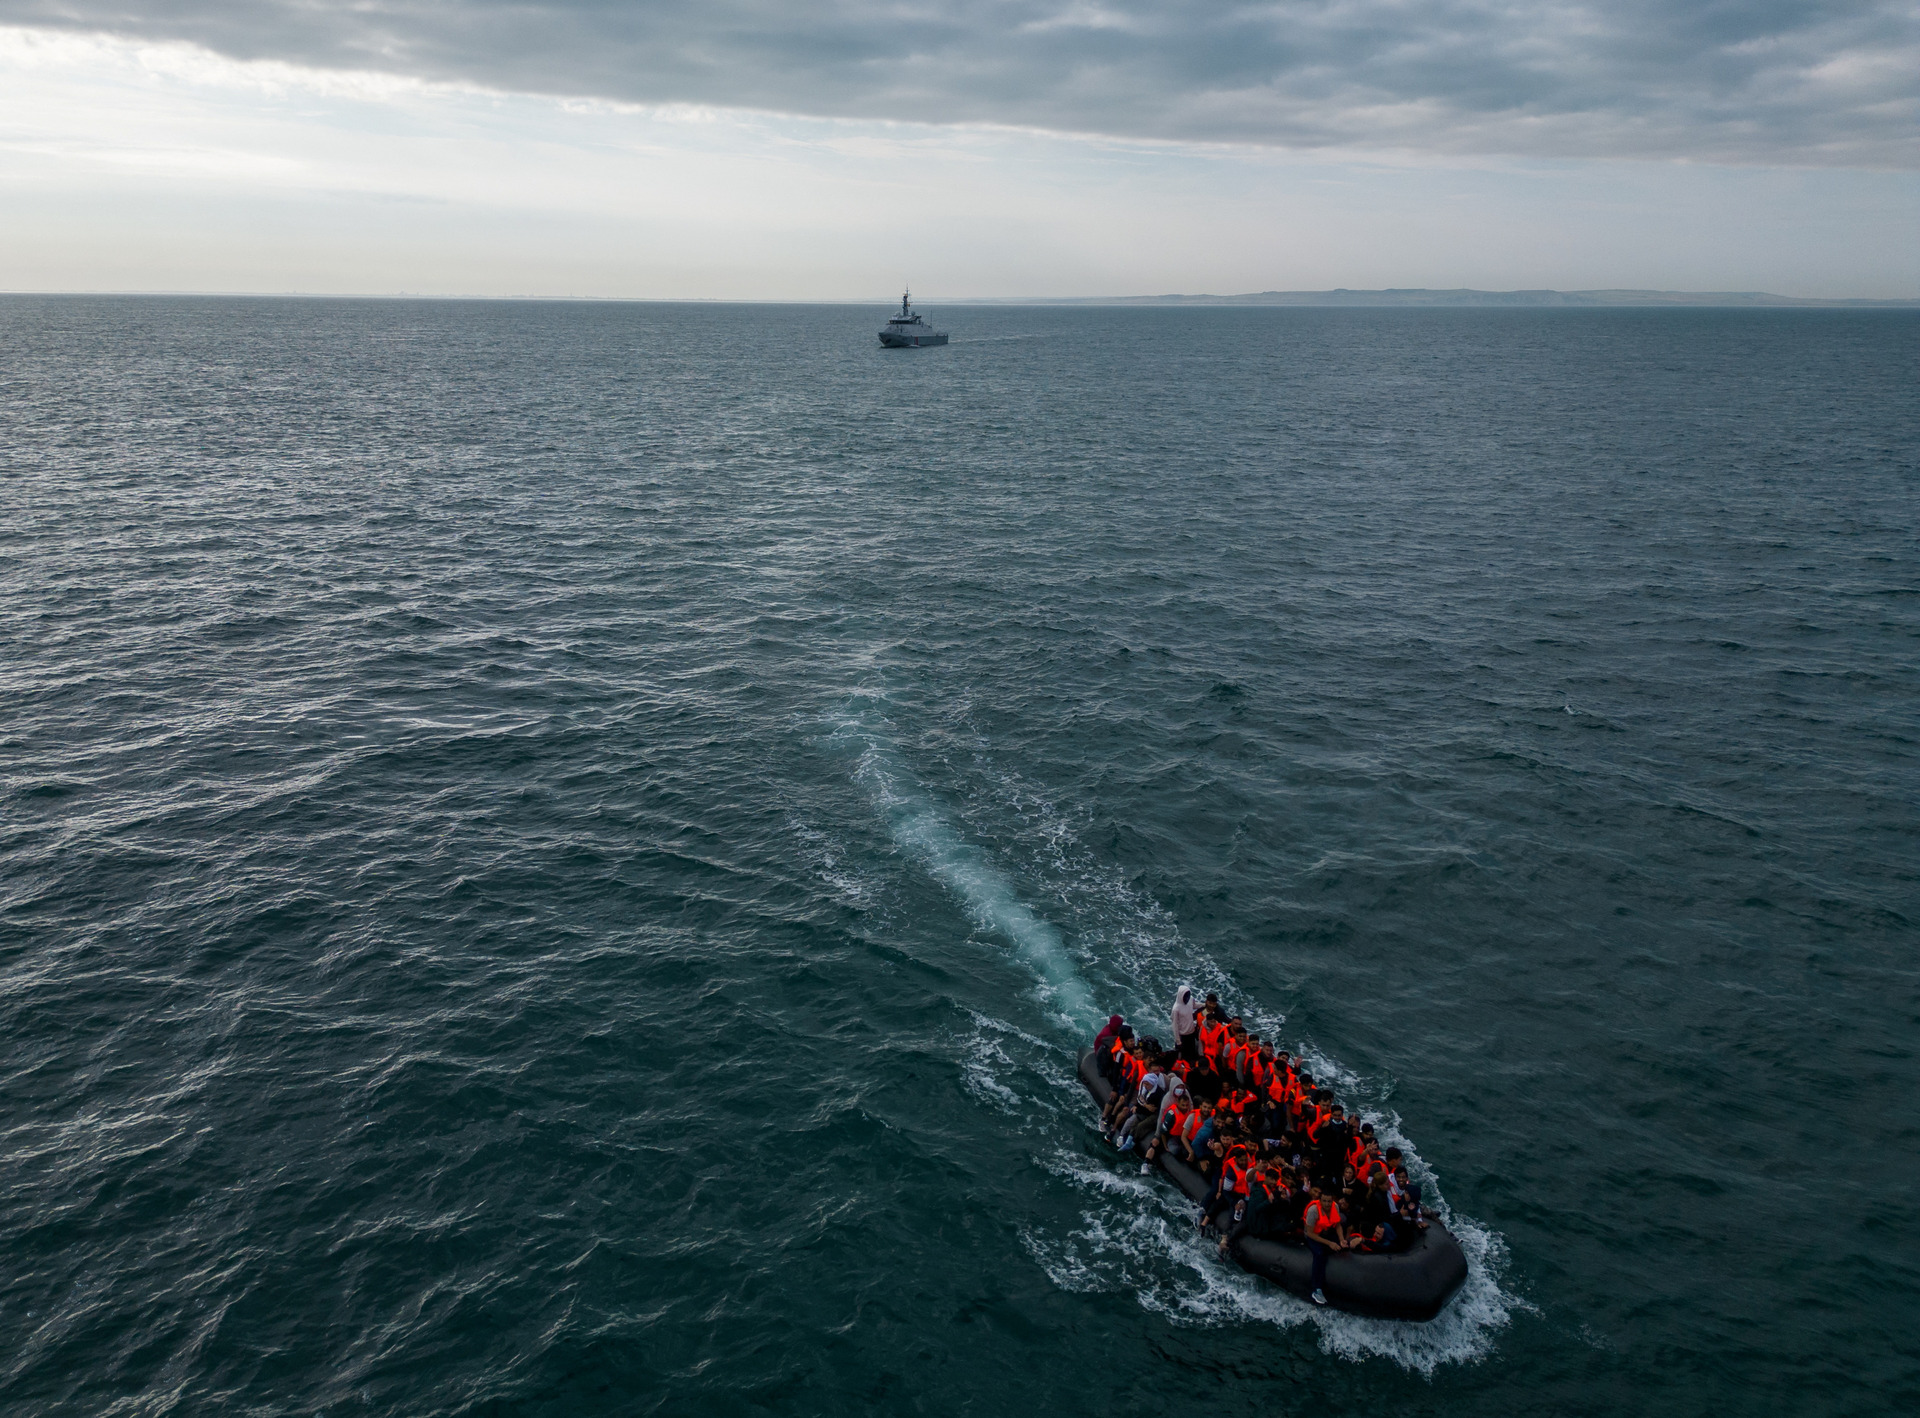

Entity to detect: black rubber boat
[1077,1047,1468,1321]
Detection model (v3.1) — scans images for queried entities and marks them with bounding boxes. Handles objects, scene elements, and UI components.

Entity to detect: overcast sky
[1,3,1915,297]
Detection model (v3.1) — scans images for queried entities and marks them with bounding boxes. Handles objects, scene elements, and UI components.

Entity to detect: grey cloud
[6,1,1916,165]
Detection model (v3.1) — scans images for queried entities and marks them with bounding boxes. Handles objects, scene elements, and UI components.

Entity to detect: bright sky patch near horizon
[0,4,1915,299]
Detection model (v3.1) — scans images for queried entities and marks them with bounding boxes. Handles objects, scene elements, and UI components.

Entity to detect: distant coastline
[960,288,1920,308]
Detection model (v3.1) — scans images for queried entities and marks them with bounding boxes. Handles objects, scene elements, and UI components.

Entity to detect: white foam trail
[885,795,1097,1025]
[980,766,1251,1013]
[830,709,1096,1029]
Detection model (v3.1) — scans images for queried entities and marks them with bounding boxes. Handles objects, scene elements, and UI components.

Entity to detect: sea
[2,297,1916,1417]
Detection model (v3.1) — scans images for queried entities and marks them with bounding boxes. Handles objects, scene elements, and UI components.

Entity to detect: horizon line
[3,287,1918,308]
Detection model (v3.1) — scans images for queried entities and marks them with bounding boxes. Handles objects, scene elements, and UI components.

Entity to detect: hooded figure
[1172,987,1199,1062]
[1094,1014,1124,1050]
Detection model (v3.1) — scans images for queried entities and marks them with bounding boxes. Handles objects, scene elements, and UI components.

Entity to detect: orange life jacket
[1221,1147,1253,1193]
[1348,1135,1370,1170]
[1170,1058,1191,1081]
[1304,1103,1329,1144]
[1306,1200,1342,1236]
[1199,1021,1225,1056]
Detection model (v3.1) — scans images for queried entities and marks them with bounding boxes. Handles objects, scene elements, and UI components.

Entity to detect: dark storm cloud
[7,1,1916,165]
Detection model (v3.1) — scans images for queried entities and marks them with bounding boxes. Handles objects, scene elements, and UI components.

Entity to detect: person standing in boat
[1093,1014,1126,1080]
[1303,1184,1353,1307]
[1172,986,1199,1061]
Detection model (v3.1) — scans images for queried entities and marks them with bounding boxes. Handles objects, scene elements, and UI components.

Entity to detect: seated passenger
[1099,1044,1146,1128]
[1353,1174,1397,1252]
[1139,1082,1192,1170]
[1112,1061,1167,1151]
[1218,1160,1284,1259]
[1170,1100,1212,1166]
[1398,1183,1432,1238]
[1200,1138,1256,1236]
[1187,1104,1219,1154]
[1273,1169,1310,1241]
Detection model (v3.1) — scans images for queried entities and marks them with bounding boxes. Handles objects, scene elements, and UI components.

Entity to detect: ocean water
[1,297,1916,1416]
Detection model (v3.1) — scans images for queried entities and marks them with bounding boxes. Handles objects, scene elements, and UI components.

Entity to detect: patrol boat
[878,289,948,348]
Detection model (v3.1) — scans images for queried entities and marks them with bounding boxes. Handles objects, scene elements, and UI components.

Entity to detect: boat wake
[812,690,1526,1367]
[825,699,1095,1026]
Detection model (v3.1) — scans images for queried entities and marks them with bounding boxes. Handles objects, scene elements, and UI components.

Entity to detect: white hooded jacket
[1172,986,1198,1040]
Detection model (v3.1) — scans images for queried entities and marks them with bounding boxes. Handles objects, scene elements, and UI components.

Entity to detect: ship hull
[878,332,949,348]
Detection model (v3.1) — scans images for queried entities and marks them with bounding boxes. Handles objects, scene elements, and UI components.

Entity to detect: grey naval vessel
[878,290,948,348]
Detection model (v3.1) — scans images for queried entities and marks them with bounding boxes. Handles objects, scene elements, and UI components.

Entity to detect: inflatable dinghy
[1078,1047,1468,1321]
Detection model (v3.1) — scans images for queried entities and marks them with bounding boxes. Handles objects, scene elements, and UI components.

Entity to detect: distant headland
[969,288,1918,308]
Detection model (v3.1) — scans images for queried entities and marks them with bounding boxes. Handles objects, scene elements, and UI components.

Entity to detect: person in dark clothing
[1352,1174,1396,1252]
[1394,1184,1432,1249]
[1273,1172,1311,1241]
[1185,1055,1223,1104]
[1218,1161,1284,1259]
[1314,1104,1353,1186]
[1257,1095,1288,1153]
[1095,1023,1134,1084]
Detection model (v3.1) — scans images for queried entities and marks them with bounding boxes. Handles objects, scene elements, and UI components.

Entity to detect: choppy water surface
[2,298,1916,1416]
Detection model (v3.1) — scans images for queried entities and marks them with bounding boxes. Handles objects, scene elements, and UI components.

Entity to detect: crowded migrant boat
[1078,987,1469,1320]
